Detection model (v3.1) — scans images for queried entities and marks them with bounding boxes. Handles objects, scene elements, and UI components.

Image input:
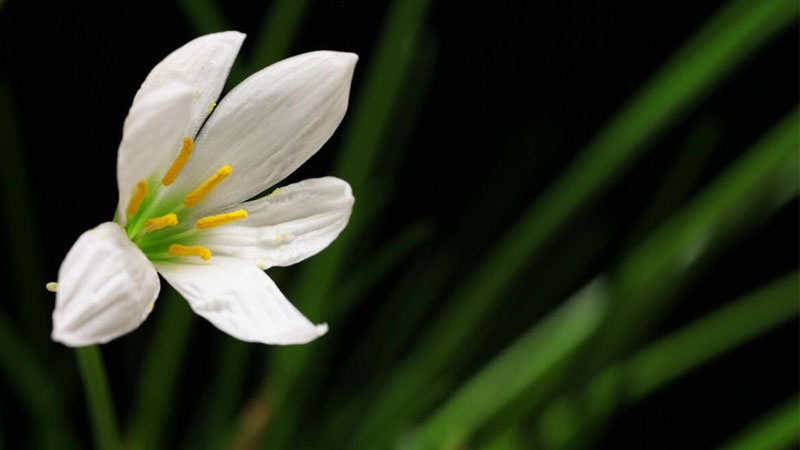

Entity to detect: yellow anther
[144,213,179,232]
[127,180,149,217]
[162,137,194,186]
[195,209,247,230]
[168,244,212,261]
[269,187,280,197]
[208,102,217,114]
[45,282,58,292]
[184,165,233,207]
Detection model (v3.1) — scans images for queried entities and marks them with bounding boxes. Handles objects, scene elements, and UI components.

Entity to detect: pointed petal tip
[213,30,247,43]
[331,51,359,70]
[307,50,359,72]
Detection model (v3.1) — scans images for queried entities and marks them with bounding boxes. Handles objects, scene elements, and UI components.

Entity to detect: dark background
[0,1,797,448]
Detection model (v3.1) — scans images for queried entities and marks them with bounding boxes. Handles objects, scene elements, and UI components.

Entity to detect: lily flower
[51,31,357,347]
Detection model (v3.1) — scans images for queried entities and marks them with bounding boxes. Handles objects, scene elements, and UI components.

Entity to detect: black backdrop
[0,1,797,448]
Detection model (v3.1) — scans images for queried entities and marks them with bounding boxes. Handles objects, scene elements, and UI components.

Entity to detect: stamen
[45,282,58,292]
[144,213,179,232]
[208,102,217,114]
[162,137,194,186]
[196,209,247,230]
[184,165,233,207]
[127,180,149,217]
[168,244,211,261]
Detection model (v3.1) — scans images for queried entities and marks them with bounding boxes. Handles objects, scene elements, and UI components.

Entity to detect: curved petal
[117,83,193,224]
[156,257,327,344]
[173,51,358,216]
[132,31,245,137]
[200,177,354,269]
[52,222,160,346]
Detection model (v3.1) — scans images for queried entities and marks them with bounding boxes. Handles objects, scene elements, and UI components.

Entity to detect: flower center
[121,136,247,262]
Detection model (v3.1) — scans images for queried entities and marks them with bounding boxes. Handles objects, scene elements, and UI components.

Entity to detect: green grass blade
[478,427,526,450]
[176,0,229,35]
[719,395,800,450]
[349,0,798,444]
[410,282,608,449]
[535,270,799,448]
[248,0,309,70]
[257,0,433,443]
[597,107,799,361]
[624,115,722,246]
[0,311,76,449]
[0,78,76,450]
[626,272,799,401]
[127,290,194,450]
[285,0,433,329]
[181,338,250,450]
[522,108,799,447]
[330,220,433,321]
[0,79,49,340]
[75,346,121,450]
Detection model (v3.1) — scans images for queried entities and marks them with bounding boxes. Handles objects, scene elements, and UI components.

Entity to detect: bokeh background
[0,0,798,449]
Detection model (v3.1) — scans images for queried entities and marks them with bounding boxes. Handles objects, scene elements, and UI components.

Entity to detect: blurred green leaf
[273,0,433,382]
[0,79,49,341]
[478,427,526,450]
[181,337,250,450]
[127,290,194,450]
[75,346,120,450]
[535,270,799,448]
[255,0,433,445]
[719,395,800,450]
[598,107,799,361]
[0,78,76,450]
[177,0,229,35]
[505,107,798,447]
[0,312,76,450]
[410,281,608,449]
[625,272,799,401]
[331,220,434,321]
[347,0,798,445]
[625,115,722,247]
[248,0,309,71]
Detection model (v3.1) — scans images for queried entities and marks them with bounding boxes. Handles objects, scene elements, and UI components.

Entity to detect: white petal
[200,177,354,269]
[117,83,194,225]
[52,222,160,346]
[132,31,245,137]
[156,257,327,345]
[172,51,358,215]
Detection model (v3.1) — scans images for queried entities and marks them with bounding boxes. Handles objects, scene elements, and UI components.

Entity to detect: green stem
[127,290,194,450]
[75,346,120,450]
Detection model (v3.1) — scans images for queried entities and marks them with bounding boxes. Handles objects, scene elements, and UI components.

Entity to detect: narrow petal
[132,31,245,137]
[52,222,160,346]
[173,51,358,215]
[156,257,327,344]
[117,83,193,224]
[200,177,354,269]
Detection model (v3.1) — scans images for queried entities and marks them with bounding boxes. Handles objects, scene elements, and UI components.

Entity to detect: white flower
[51,31,357,347]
